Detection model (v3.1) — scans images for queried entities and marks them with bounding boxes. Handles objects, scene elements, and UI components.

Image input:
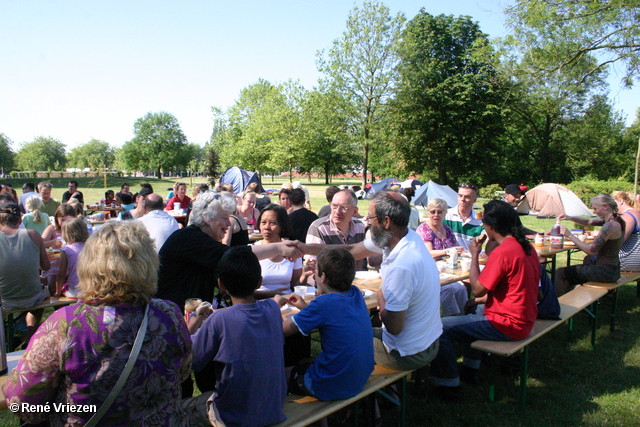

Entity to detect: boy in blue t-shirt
[278,247,375,401]
[188,246,287,426]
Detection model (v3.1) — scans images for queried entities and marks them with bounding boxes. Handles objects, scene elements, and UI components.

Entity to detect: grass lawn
[4,176,637,426]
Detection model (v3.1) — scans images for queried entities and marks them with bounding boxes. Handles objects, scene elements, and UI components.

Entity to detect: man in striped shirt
[443,183,484,250]
[306,190,367,270]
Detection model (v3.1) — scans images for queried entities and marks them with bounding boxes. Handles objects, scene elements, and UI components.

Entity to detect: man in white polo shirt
[302,190,442,370]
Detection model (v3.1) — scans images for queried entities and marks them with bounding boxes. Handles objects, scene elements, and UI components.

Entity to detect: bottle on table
[550,218,564,249]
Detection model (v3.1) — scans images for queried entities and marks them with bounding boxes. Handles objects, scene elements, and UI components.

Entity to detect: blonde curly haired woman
[3,221,194,426]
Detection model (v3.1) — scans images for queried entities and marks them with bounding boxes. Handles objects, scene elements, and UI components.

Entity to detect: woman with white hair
[555,193,625,296]
[156,190,304,311]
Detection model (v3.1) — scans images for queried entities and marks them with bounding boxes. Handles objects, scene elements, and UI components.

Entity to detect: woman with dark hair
[430,200,540,401]
[555,193,625,296]
[253,204,309,299]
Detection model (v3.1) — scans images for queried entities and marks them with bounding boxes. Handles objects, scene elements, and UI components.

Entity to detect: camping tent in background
[413,180,458,208]
[516,183,594,218]
[218,167,264,194]
[365,177,400,198]
[400,179,423,190]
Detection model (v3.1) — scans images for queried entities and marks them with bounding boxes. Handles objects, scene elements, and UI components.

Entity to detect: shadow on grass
[385,284,640,427]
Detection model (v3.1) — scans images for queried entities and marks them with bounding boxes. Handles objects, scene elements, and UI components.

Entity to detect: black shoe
[431,385,463,403]
[460,366,480,385]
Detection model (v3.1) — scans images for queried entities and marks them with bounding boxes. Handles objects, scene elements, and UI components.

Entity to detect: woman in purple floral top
[416,198,468,316]
[416,198,461,257]
[2,221,193,427]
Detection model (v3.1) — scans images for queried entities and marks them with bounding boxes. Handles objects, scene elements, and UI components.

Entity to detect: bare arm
[251,241,304,261]
[559,214,604,227]
[468,233,488,298]
[298,241,378,261]
[621,212,636,241]
[55,251,67,296]
[376,289,406,335]
[28,229,50,271]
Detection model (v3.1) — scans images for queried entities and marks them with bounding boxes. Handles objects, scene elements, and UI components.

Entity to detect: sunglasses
[459,182,478,193]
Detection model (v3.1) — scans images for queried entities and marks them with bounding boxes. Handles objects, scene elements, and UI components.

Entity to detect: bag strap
[84,303,150,427]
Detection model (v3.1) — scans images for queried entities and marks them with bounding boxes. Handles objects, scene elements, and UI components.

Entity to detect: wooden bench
[274,365,413,427]
[4,297,77,351]
[582,271,640,332]
[470,285,608,406]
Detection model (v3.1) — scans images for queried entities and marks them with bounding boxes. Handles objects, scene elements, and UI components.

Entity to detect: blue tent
[219,167,264,194]
[413,180,458,207]
[365,177,400,199]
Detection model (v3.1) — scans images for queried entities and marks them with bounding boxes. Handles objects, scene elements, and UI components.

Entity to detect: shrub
[566,179,634,203]
[479,183,503,199]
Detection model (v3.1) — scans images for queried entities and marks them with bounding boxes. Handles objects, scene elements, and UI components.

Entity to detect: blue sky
[1,0,638,151]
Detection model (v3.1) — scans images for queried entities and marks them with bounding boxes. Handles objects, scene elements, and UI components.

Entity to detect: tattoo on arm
[590,222,613,253]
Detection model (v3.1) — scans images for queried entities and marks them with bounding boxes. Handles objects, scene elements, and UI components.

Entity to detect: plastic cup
[174,202,181,212]
[294,286,306,297]
[460,259,471,273]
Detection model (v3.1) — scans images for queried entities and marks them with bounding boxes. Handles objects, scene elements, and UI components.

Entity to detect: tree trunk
[157,167,162,180]
[635,135,640,200]
[362,142,369,188]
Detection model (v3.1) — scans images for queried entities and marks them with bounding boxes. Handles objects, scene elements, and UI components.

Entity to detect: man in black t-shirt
[288,188,318,243]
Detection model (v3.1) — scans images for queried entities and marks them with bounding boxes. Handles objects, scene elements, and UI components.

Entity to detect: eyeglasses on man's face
[330,203,352,213]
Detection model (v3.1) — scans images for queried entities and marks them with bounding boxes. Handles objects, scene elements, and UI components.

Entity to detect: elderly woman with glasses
[417,198,468,316]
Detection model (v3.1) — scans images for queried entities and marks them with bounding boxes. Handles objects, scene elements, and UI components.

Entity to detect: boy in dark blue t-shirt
[277,247,375,401]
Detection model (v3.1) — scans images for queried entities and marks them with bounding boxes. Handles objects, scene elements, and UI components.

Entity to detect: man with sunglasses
[443,183,484,249]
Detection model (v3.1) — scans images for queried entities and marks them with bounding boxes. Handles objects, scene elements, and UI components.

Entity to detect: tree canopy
[317,0,405,186]
[504,0,640,86]
[0,133,15,173]
[120,111,190,178]
[15,136,66,171]
[390,11,507,185]
[67,139,116,170]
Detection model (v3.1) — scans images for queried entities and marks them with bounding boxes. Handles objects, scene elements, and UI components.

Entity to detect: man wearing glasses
[443,183,484,249]
[306,190,367,270]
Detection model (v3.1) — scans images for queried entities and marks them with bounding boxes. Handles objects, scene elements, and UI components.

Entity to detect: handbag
[84,304,150,427]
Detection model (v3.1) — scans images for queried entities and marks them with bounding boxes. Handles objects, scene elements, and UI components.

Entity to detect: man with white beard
[302,190,442,370]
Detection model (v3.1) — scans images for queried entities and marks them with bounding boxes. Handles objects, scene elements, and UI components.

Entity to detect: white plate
[439,273,453,280]
[280,304,299,312]
[361,289,374,298]
[354,271,381,280]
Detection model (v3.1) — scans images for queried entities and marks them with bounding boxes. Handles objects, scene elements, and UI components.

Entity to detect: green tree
[505,0,640,86]
[564,94,630,180]
[204,143,221,186]
[67,139,116,170]
[121,111,189,179]
[317,1,405,187]
[15,136,66,171]
[390,12,507,186]
[0,133,15,173]
[297,88,359,184]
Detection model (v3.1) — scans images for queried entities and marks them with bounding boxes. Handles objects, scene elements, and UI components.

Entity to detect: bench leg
[637,280,640,299]
[6,313,15,352]
[610,290,618,333]
[519,347,529,407]
[375,376,407,427]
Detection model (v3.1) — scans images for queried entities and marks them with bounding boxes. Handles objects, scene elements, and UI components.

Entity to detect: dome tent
[219,167,264,194]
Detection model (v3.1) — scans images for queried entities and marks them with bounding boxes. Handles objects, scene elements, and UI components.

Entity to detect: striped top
[306,216,367,270]
[443,207,484,250]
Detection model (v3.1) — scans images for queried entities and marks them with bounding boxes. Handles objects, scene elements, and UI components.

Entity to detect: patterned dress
[416,222,458,250]
[2,298,192,427]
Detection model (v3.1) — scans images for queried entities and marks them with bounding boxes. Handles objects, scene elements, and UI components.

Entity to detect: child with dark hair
[188,246,287,427]
[277,247,374,400]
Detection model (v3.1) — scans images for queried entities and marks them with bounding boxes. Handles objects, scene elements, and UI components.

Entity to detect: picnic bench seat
[274,364,413,427]
[470,285,608,406]
[582,271,640,332]
[3,297,77,351]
